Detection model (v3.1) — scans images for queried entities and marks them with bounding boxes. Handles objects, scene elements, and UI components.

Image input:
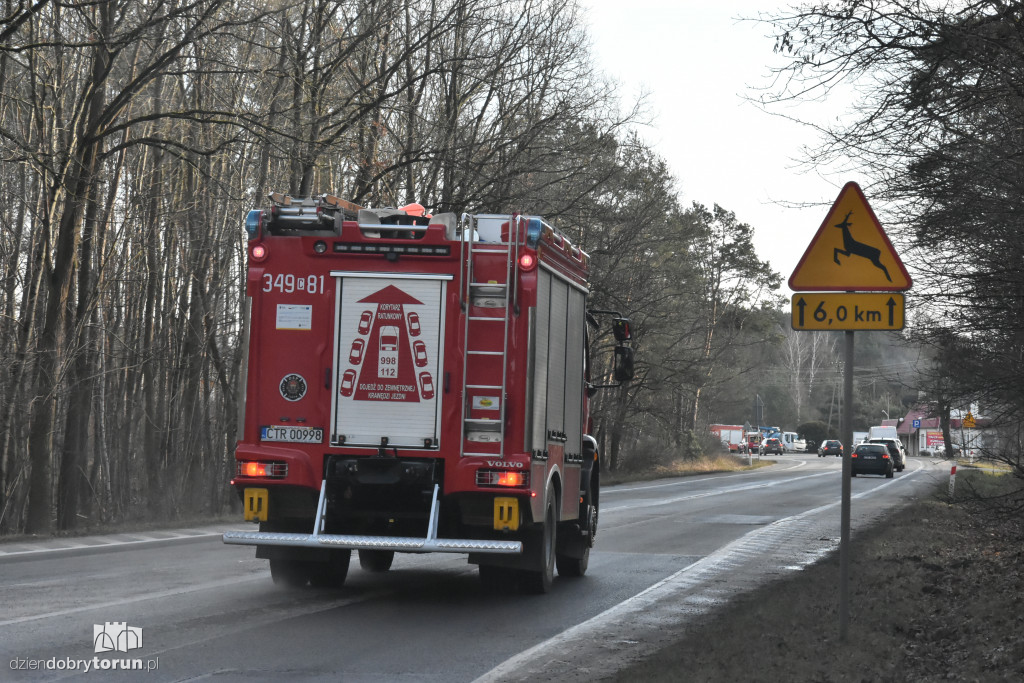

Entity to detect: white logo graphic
[93,622,143,653]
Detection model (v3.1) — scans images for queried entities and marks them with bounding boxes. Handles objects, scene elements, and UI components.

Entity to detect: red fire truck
[224,194,633,593]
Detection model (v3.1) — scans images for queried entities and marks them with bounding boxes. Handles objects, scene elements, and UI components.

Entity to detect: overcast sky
[580,0,859,284]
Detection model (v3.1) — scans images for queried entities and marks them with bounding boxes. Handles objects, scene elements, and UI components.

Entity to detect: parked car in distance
[760,437,783,455]
[868,437,905,472]
[818,439,843,457]
[851,442,893,478]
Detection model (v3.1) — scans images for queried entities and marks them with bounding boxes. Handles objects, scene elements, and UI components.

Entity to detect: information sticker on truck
[472,396,500,410]
[260,425,324,443]
[276,304,312,330]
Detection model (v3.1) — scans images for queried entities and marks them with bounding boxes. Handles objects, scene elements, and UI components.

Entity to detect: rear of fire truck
[224,194,633,593]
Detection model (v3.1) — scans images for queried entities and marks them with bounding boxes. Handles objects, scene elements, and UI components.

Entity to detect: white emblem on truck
[279,373,307,401]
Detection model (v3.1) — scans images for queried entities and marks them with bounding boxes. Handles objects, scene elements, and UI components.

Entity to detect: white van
[868,425,898,440]
[781,431,807,453]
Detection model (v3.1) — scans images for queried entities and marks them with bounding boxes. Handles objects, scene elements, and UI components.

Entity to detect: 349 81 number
[263,273,325,295]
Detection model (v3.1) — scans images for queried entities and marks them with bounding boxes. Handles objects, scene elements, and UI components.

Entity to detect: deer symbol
[833,211,891,282]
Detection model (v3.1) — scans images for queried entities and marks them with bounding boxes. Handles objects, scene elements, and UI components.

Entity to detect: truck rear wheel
[520,488,557,594]
[269,559,309,588]
[271,550,351,589]
[358,549,395,573]
[556,490,595,578]
[308,549,352,588]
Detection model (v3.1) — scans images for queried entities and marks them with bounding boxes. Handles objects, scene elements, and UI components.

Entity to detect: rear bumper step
[223,481,522,555]
[222,530,521,554]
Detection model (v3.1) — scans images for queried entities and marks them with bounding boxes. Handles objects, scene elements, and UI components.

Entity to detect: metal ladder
[459,215,522,458]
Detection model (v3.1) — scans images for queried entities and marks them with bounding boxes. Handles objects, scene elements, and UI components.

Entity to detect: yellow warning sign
[789,182,911,292]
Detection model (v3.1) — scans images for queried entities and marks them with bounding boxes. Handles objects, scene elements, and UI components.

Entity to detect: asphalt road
[1,456,949,682]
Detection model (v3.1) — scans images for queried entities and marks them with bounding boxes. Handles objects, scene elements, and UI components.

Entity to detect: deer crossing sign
[789,182,911,292]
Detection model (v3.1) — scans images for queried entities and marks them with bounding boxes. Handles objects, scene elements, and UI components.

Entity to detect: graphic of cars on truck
[357,310,373,335]
[377,326,399,378]
[413,340,428,367]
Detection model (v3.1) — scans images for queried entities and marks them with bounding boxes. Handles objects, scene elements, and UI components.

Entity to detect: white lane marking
[602,469,836,514]
[0,553,477,629]
[0,576,265,627]
[606,458,812,494]
[0,529,242,558]
[474,459,932,682]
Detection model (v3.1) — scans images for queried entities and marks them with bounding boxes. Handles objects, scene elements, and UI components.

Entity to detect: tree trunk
[57,173,106,530]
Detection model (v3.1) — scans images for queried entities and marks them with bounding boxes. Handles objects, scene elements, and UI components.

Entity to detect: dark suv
[868,438,905,472]
[851,442,894,478]
[818,440,843,457]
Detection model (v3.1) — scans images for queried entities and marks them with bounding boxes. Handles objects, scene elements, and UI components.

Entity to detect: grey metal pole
[839,330,854,641]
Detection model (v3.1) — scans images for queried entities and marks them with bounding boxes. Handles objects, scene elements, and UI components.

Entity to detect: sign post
[789,181,912,643]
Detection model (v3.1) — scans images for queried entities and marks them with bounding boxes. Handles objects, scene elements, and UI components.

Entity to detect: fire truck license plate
[260,425,324,443]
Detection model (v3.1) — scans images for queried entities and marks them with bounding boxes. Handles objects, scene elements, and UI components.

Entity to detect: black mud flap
[556,521,587,560]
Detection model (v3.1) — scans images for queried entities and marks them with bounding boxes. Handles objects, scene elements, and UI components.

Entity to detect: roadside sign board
[791,293,905,331]
[789,182,911,291]
[963,412,976,428]
[789,182,913,644]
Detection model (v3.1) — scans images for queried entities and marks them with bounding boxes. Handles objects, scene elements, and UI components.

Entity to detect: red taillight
[497,471,526,487]
[518,253,537,271]
[236,461,287,478]
[244,461,266,477]
[476,469,530,488]
[251,244,268,262]
[882,454,890,459]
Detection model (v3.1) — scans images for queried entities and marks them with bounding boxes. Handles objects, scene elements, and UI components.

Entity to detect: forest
[1,0,1022,535]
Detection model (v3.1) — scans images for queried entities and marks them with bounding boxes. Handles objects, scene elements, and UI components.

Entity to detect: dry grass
[603,453,772,485]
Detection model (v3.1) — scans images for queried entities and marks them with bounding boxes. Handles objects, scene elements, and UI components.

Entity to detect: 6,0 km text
[791,293,905,331]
